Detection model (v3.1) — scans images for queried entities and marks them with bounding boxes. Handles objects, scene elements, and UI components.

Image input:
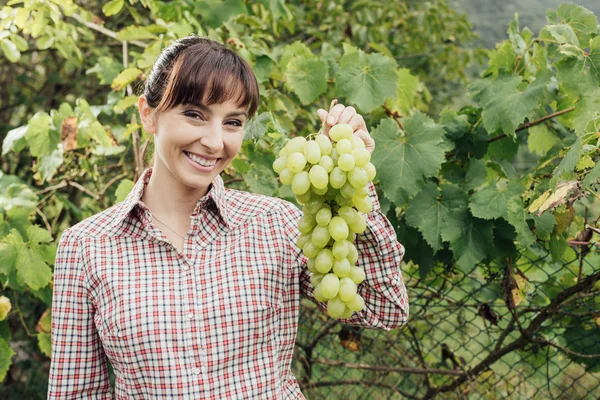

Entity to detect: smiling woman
[47,35,409,399]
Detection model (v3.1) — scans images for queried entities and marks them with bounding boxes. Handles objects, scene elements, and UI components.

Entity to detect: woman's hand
[317,103,375,154]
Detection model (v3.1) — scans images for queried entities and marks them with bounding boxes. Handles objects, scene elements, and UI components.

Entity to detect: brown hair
[142,35,259,119]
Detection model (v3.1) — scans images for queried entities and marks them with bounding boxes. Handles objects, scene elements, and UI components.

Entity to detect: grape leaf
[16,247,52,290]
[111,68,143,91]
[470,71,551,135]
[440,207,494,270]
[394,68,419,114]
[25,112,59,157]
[244,111,273,141]
[244,165,277,197]
[0,338,15,381]
[582,162,600,188]
[285,56,328,105]
[371,114,446,206]
[506,197,536,248]
[279,41,313,71]
[37,147,63,183]
[2,125,28,156]
[542,24,579,46]
[547,3,598,43]
[527,125,559,156]
[530,212,557,239]
[469,181,524,220]
[115,179,134,203]
[27,225,53,244]
[37,332,51,358]
[255,0,292,20]
[464,159,488,191]
[485,41,515,77]
[405,183,468,252]
[553,137,581,179]
[86,57,123,86]
[335,50,398,113]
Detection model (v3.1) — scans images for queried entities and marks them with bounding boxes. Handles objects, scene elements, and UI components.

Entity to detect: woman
[48,35,409,399]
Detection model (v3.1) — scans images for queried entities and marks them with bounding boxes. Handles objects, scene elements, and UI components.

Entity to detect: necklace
[152,214,187,240]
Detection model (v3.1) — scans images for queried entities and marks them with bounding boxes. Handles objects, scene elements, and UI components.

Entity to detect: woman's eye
[228,120,243,127]
[183,111,204,120]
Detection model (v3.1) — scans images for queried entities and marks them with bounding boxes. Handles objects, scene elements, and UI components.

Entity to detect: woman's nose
[199,123,225,153]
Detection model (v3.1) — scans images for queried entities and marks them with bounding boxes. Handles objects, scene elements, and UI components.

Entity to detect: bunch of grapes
[273,123,377,319]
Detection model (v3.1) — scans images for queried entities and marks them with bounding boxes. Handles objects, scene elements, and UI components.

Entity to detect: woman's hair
[142,35,260,119]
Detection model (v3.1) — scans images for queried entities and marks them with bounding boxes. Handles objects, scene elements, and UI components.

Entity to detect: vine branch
[488,107,576,143]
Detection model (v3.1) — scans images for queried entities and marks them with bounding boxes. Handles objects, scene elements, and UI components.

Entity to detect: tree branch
[312,358,464,376]
[306,379,419,399]
[532,338,600,359]
[488,107,575,143]
[69,14,148,48]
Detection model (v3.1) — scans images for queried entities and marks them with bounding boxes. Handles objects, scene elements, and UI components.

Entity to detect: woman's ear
[138,95,157,134]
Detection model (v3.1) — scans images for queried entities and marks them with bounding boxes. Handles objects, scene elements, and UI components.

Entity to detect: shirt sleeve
[48,230,113,399]
[282,182,409,331]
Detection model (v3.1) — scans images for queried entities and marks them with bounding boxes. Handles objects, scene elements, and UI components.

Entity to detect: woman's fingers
[354,129,375,154]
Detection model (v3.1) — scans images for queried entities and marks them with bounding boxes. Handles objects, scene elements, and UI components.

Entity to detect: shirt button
[187,312,194,319]
[194,368,201,375]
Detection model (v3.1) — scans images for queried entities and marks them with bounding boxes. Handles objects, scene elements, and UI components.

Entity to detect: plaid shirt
[48,167,409,399]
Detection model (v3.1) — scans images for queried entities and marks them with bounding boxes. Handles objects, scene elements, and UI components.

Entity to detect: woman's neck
[141,165,210,222]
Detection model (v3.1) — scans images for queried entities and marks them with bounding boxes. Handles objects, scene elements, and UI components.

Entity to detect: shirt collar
[112,167,230,230]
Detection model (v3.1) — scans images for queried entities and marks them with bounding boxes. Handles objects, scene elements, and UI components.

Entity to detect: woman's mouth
[183,151,219,167]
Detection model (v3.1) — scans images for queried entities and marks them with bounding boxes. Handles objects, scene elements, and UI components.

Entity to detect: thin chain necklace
[152,214,187,240]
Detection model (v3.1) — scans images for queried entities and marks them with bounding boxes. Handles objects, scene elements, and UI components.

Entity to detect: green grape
[336,138,353,155]
[335,193,352,207]
[339,277,357,302]
[340,182,356,199]
[298,214,316,234]
[278,147,289,157]
[348,213,367,234]
[347,242,359,264]
[364,162,376,181]
[305,199,326,214]
[292,171,311,195]
[315,207,332,226]
[273,156,288,173]
[307,258,317,273]
[279,168,294,185]
[338,153,356,171]
[318,155,334,173]
[346,231,356,243]
[340,307,354,319]
[326,185,338,198]
[287,136,307,153]
[313,285,326,302]
[304,140,322,164]
[349,135,365,149]
[350,266,365,284]
[296,233,311,249]
[346,293,365,312]
[320,273,340,299]
[332,240,350,260]
[315,248,334,273]
[329,167,347,189]
[303,242,320,258]
[333,257,351,277]
[310,272,324,287]
[312,185,328,195]
[311,225,331,248]
[327,296,347,318]
[329,123,353,142]
[309,165,329,189]
[331,148,339,163]
[347,167,368,188]
[287,152,307,173]
[337,206,357,224]
[352,194,372,214]
[355,184,369,197]
[296,190,311,204]
[352,148,371,167]
[315,134,333,156]
[329,217,349,241]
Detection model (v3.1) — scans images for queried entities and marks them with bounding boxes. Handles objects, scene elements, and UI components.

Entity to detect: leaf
[440,207,494,270]
[25,112,59,157]
[470,71,551,135]
[535,181,581,215]
[15,247,52,290]
[27,225,53,244]
[102,0,124,16]
[464,159,487,191]
[86,56,123,85]
[542,24,579,45]
[469,180,524,220]
[553,137,581,178]
[527,125,559,156]
[0,242,18,277]
[114,179,134,203]
[570,88,600,135]
[37,147,63,183]
[244,165,278,197]
[285,56,328,105]
[582,162,600,188]
[547,3,598,42]
[116,26,158,41]
[113,95,139,113]
[37,332,51,358]
[371,114,446,205]
[334,50,398,113]
[404,183,468,251]
[255,0,291,20]
[506,197,536,248]
[37,35,54,50]
[530,212,556,239]
[576,155,594,171]
[279,41,314,72]
[394,68,419,114]
[563,324,600,372]
[111,68,143,91]
[193,0,248,28]
[61,116,78,151]
[1,39,20,62]
[485,41,516,77]
[2,125,28,155]
[0,338,15,381]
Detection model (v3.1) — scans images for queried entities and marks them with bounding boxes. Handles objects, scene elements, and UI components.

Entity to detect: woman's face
[139,95,247,195]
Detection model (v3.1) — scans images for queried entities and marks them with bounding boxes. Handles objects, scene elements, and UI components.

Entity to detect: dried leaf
[536,181,580,216]
[61,116,78,151]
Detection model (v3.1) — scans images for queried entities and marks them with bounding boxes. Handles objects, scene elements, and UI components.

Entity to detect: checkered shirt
[48,167,409,399]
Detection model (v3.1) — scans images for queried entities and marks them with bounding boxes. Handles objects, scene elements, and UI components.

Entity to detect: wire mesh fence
[293,244,600,399]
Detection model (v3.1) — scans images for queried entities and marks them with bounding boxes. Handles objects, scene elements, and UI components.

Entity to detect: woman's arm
[47,230,113,399]
[282,181,409,331]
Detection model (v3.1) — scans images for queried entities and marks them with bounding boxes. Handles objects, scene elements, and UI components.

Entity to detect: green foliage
[0,0,598,394]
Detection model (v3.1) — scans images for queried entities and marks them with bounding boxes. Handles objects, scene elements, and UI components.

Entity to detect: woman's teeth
[185,151,218,167]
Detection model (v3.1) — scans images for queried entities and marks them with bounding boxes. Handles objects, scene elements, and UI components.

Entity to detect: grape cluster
[273,123,377,319]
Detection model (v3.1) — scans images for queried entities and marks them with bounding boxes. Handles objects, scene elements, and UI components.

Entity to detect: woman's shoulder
[61,203,125,241]
[224,188,301,224]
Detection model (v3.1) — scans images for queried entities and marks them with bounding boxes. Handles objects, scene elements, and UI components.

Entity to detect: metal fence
[293,245,600,399]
